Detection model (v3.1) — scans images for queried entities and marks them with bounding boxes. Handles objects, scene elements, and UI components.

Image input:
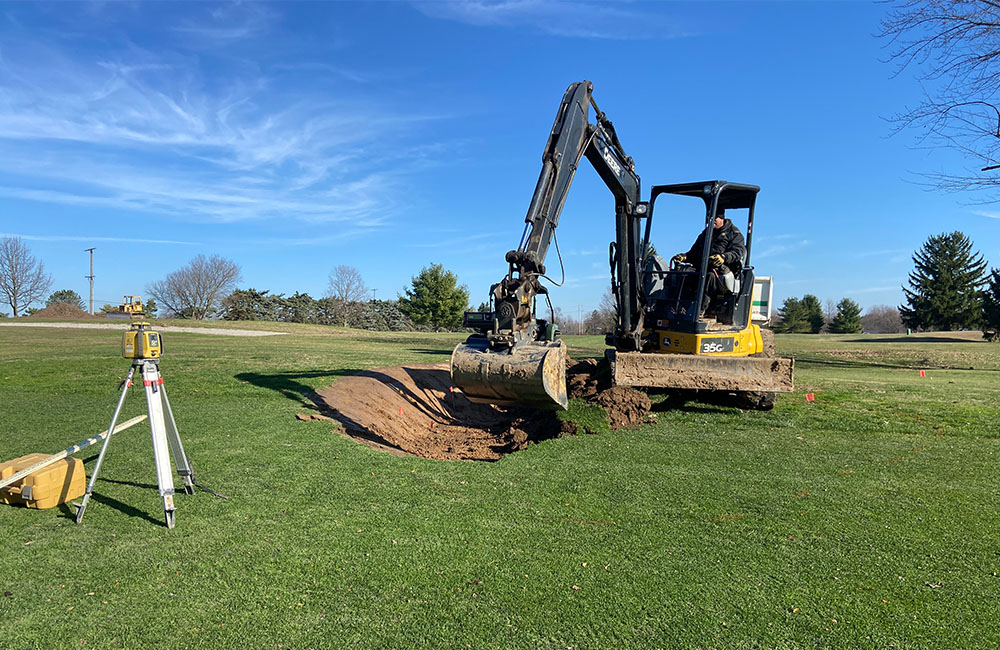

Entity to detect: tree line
[5,230,999,340]
[773,231,1000,338]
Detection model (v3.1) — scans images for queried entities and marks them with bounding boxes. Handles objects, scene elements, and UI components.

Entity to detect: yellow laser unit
[122,321,162,359]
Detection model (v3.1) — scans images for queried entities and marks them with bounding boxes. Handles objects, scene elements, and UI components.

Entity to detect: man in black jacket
[671,208,746,317]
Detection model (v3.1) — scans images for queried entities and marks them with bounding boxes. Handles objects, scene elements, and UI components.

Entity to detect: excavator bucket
[607,350,794,393]
[450,339,569,410]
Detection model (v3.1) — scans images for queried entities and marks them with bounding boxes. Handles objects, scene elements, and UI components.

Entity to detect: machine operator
[671,207,746,317]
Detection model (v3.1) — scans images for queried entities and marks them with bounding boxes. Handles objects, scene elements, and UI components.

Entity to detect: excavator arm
[451,81,647,410]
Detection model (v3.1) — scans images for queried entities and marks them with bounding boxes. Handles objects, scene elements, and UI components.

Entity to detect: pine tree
[801,294,825,333]
[900,231,987,331]
[830,298,863,334]
[776,297,808,333]
[400,263,469,329]
[983,268,1000,339]
[46,289,85,310]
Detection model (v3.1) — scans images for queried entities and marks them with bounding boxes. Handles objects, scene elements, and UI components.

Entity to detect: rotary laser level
[76,323,213,528]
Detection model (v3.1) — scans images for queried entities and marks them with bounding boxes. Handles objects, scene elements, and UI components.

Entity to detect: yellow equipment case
[0,453,86,509]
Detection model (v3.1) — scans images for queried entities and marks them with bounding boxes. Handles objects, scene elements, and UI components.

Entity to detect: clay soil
[313,359,650,461]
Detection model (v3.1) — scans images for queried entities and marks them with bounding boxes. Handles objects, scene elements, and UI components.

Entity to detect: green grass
[1,324,998,648]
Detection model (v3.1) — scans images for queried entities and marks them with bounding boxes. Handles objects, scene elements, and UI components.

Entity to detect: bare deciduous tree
[881,1,1000,194]
[862,304,905,333]
[327,265,368,302]
[326,265,368,327]
[823,298,837,327]
[0,236,52,317]
[147,254,242,320]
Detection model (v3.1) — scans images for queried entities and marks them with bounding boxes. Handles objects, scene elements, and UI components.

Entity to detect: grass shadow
[851,336,983,344]
[406,348,454,356]
[235,369,360,407]
[796,357,997,372]
[649,392,744,414]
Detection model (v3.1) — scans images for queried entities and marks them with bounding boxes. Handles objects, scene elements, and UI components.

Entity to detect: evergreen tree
[46,289,85,310]
[900,231,987,331]
[801,294,825,333]
[279,292,318,324]
[829,297,863,334]
[220,289,282,321]
[400,263,469,329]
[983,268,1000,338]
[775,297,809,333]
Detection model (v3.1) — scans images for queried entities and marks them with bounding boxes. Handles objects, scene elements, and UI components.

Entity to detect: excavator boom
[450,81,643,410]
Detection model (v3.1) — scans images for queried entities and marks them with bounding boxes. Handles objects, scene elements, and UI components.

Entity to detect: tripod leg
[158,381,195,495]
[142,362,177,529]
[76,364,137,525]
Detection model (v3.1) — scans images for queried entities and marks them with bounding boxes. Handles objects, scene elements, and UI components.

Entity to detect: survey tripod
[76,324,198,529]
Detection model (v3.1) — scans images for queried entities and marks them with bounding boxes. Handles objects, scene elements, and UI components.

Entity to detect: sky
[1,0,998,319]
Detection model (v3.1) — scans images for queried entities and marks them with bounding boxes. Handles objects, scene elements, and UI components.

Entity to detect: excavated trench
[311,359,651,461]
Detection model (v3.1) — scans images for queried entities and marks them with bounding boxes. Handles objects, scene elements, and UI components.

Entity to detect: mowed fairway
[1,323,997,649]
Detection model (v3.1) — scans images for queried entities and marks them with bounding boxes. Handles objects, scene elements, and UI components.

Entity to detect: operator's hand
[671,253,687,265]
[709,254,725,268]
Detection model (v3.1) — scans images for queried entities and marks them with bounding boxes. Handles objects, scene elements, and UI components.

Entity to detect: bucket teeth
[450,340,568,410]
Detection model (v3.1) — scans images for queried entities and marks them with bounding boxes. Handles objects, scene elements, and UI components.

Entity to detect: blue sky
[1,1,997,318]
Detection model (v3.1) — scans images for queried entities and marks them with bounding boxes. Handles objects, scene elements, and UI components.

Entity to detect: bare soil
[27,303,100,319]
[312,358,651,461]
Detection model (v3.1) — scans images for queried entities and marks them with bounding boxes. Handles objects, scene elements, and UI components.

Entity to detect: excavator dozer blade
[451,339,568,410]
[608,350,794,393]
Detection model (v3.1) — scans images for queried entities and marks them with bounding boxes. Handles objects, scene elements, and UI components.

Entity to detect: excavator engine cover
[451,339,568,410]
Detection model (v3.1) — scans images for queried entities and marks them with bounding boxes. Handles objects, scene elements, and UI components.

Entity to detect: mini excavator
[450,81,793,411]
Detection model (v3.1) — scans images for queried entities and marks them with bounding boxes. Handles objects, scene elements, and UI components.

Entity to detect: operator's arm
[723,227,746,269]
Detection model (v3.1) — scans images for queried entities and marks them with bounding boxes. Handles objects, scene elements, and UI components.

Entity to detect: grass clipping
[312,358,650,461]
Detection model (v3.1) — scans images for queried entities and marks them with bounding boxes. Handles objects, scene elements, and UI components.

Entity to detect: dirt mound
[28,303,98,319]
[567,357,603,400]
[313,358,651,461]
[595,386,652,429]
[566,357,650,429]
[313,363,573,461]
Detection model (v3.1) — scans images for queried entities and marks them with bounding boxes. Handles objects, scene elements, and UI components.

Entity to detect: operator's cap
[715,206,726,217]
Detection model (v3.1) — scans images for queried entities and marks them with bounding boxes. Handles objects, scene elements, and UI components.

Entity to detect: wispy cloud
[752,238,811,260]
[0,23,446,227]
[411,0,693,40]
[852,248,911,257]
[973,210,1000,220]
[407,232,505,248]
[0,231,197,245]
[170,3,276,45]
[845,285,901,294]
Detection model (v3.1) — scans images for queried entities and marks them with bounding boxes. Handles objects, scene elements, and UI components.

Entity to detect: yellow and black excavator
[450,81,793,411]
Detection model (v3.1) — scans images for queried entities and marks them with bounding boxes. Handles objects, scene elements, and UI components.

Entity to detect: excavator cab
[642,181,759,336]
[606,180,793,405]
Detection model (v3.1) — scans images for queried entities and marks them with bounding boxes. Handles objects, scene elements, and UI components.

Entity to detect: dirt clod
[594,385,652,430]
[567,358,650,430]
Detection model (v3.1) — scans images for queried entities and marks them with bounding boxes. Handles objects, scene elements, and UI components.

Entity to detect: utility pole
[84,248,96,314]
